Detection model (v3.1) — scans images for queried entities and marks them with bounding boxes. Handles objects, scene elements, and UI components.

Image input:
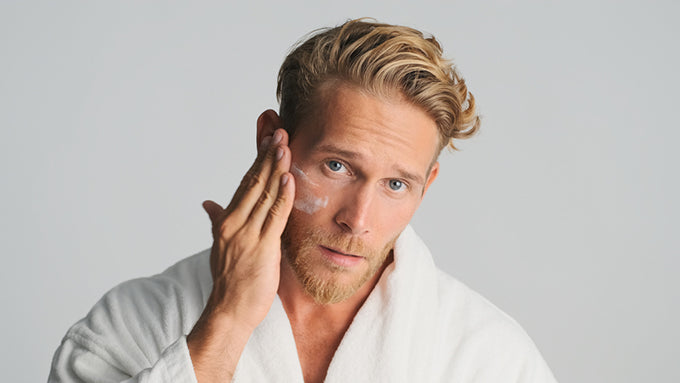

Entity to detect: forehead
[292,85,438,175]
[290,84,439,180]
[292,84,439,177]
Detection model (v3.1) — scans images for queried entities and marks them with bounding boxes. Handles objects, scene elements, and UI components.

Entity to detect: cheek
[375,198,420,237]
[291,165,329,215]
[294,190,328,215]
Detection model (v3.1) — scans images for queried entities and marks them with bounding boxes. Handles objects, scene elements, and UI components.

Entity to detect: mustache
[309,230,370,257]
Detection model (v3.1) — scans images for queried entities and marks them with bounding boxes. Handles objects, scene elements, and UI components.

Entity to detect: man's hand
[187,123,295,382]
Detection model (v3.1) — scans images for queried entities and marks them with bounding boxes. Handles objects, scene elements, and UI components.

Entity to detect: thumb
[202,200,224,226]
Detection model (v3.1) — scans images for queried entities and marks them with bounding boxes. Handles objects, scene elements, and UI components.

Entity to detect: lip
[319,246,364,268]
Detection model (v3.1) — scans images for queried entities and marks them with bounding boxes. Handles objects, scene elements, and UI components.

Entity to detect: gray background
[1,1,678,382]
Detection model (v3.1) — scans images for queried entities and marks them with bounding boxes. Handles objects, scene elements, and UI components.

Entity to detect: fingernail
[273,130,283,144]
[260,136,272,151]
[281,174,289,185]
[276,147,284,160]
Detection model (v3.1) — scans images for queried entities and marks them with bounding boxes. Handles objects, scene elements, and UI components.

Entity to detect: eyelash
[325,160,409,193]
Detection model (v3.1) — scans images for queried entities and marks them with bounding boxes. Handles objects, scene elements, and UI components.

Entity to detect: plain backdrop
[1,1,678,382]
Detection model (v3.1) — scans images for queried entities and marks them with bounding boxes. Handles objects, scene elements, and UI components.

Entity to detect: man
[50,19,557,382]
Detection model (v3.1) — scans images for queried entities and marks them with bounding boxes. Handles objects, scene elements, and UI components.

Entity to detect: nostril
[335,217,352,233]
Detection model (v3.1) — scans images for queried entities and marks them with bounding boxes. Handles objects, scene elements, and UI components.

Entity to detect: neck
[277,252,393,327]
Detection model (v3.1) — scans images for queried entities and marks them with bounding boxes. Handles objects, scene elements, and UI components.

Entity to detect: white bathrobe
[49,226,558,382]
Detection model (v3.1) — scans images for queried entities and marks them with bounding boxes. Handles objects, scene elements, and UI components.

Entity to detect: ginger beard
[281,211,397,305]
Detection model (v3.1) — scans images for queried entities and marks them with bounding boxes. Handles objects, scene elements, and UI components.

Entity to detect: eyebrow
[314,143,426,185]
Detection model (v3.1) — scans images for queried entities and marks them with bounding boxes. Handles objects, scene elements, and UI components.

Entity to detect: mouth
[319,246,364,267]
[322,246,360,257]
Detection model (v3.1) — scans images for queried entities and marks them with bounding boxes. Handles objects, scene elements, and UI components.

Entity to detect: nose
[334,183,373,235]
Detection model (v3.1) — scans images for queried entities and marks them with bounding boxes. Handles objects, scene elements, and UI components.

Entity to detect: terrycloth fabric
[49,226,558,382]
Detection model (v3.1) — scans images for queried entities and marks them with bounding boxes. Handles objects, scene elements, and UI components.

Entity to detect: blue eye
[327,160,344,172]
[388,179,405,191]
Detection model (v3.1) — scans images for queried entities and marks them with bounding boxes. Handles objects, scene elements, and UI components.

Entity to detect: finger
[202,200,227,240]
[203,200,224,227]
[227,129,290,225]
[225,135,274,214]
[261,172,295,237]
[202,200,224,225]
[247,141,291,232]
[227,128,290,212]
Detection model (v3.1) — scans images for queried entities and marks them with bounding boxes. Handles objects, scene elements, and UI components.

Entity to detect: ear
[256,109,282,149]
[422,161,439,197]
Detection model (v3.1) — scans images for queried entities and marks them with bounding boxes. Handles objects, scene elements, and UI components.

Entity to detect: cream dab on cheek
[291,164,328,214]
[291,164,318,186]
[294,195,329,215]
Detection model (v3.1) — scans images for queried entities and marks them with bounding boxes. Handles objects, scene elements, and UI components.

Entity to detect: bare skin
[187,110,296,382]
[187,84,440,383]
[279,252,394,383]
[185,109,380,383]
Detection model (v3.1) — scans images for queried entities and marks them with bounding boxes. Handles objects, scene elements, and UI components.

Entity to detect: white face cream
[291,164,328,214]
[291,164,318,186]
[293,194,329,214]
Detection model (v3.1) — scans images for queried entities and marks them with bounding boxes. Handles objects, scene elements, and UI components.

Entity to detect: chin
[281,221,395,305]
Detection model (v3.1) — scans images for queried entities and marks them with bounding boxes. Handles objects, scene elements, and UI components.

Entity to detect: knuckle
[243,171,264,190]
[218,217,237,241]
[227,233,246,254]
[225,228,253,255]
[219,218,229,233]
[257,189,274,206]
[268,198,285,216]
[255,147,274,165]
[219,226,231,242]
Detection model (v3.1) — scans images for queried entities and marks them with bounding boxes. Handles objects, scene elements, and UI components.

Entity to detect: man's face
[281,84,440,304]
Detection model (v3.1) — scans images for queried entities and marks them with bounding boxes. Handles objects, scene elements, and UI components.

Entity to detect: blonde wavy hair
[277,18,480,151]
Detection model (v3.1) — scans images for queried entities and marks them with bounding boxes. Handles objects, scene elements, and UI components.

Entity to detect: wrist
[204,287,266,333]
[187,310,254,382]
[189,308,254,348]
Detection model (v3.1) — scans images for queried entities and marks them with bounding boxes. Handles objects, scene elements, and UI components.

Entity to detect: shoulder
[50,250,211,379]
[63,249,212,359]
[394,226,556,381]
[433,270,557,381]
[397,227,536,349]
[434,270,527,336]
